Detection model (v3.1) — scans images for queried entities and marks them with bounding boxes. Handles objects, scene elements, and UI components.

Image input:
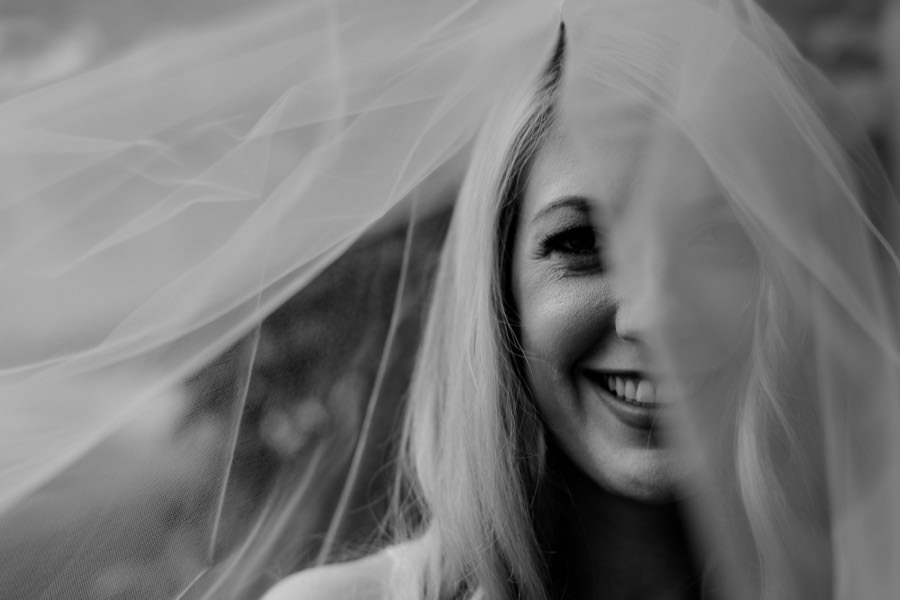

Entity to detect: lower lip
[589,382,667,430]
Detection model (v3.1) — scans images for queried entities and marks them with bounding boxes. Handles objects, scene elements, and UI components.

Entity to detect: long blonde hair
[391,29,565,600]
[392,9,836,599]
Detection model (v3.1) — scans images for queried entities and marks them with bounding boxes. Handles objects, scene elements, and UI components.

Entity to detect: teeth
[636,380,655,404]
[602,375,658,405]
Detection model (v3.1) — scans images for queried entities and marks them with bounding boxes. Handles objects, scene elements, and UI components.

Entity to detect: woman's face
[511,118,758,501]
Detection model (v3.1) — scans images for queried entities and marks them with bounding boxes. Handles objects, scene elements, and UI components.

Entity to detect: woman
[265,27,704,600]
[2,0,898,598]
[263,0,900,598]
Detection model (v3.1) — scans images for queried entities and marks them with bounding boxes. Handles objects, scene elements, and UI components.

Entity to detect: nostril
[614,297,659,342]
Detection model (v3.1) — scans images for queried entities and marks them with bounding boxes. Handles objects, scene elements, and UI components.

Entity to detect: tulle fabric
[0,2,557,598]
[561,1,900,597]
[1,0,899,599]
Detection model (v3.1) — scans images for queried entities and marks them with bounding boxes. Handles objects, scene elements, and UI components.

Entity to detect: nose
[613,267,668,346]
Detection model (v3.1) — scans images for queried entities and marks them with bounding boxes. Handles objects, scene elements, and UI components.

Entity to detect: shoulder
[260,550,395,600]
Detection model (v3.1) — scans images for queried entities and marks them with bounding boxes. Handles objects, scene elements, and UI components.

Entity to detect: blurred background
[0,0,897,598]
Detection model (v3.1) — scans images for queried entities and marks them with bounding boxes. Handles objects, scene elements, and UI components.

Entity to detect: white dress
[384,543,426,600]
[384,542,487,600]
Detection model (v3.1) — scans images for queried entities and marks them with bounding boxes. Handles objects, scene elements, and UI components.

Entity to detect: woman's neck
[537,445,705,600]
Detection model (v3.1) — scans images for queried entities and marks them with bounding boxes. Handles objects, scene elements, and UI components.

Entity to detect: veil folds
[0,1,558,597]
[1,0,899,598]
[560,1,900,597]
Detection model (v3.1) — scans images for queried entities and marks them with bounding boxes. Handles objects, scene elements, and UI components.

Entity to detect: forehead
[522,115,721,222]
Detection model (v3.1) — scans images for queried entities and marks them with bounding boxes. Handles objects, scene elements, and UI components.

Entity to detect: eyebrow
[531,195,592,224]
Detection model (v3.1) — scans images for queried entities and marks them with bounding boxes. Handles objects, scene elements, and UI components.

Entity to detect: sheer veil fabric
[0,0,898,598]
[561,1,900,598]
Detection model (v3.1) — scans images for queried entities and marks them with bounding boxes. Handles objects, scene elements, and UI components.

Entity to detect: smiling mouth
[584,370,664,409]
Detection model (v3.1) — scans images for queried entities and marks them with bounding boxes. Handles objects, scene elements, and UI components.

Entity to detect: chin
[558,436,683,503]
[534,376,688,503]
[596,449,682,502]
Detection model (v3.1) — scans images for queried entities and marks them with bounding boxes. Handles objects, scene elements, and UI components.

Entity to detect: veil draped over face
[0,0,898,598]
[560,1,900,597]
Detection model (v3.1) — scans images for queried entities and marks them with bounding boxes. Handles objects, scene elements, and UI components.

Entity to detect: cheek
[613,210,760,370]
[695,268,757,334]
[515,274,615,437]
[664,263,759,373]
[515,267,615,376]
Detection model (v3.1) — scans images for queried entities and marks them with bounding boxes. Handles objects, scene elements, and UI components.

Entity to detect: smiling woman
[2,0,899,599]
[510,125,723,503]
[263,0,900,598]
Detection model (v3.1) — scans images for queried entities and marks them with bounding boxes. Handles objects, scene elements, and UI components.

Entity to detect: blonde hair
[391,8,835,599]
[390,30,565,600]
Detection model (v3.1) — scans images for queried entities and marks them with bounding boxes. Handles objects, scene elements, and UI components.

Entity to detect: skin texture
[512,116,756,502]
[512,116,759,598]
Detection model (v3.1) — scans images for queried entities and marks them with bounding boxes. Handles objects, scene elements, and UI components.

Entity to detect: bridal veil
[1,0,898,598]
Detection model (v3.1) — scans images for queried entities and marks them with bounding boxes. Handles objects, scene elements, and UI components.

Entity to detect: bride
[1,0,898,599]
[263,1,900,599]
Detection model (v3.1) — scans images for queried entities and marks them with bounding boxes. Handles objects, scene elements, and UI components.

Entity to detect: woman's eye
[556,227,596,254]
[539,226,604,270]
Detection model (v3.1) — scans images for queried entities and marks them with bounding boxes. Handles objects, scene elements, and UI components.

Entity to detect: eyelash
[538,225,605,272]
